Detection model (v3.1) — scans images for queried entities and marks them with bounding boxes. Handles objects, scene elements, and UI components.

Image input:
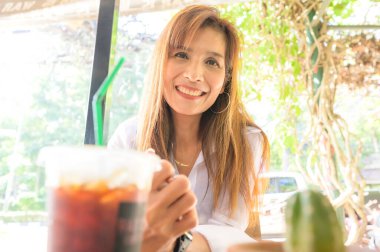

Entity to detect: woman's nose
[183,61,204,82]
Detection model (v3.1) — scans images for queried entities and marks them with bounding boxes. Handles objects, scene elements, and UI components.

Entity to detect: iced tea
[39,146,158,252]
[48,181,147,252]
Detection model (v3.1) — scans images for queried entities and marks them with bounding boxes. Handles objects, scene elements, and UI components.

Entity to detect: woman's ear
[221,68,232,94]
[222,67,232,94]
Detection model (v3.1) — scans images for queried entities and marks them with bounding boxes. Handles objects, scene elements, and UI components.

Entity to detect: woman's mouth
[176,86,205,97]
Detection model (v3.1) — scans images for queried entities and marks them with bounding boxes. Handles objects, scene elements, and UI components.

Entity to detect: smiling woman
[108,5,270,252]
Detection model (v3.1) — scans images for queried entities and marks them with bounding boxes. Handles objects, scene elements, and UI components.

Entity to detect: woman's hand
[141,159,198,252]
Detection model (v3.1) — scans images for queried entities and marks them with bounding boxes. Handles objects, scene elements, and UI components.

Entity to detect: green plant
[285,189,345,252]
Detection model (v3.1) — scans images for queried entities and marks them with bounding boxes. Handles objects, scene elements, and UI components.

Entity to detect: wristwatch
[173,231,193,252]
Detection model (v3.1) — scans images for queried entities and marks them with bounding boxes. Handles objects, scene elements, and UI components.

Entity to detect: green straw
[92,57,125,146]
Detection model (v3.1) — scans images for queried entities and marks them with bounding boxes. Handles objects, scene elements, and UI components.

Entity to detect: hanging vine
[221,0,380,245]
[287,0,367,244]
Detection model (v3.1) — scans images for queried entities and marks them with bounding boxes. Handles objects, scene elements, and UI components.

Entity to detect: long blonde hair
[136,5,270,217]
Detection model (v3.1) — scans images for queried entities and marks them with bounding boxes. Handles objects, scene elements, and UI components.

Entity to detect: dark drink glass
[39,146,159,252]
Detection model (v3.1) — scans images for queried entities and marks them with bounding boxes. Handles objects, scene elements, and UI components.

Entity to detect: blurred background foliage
[220,1,379,242]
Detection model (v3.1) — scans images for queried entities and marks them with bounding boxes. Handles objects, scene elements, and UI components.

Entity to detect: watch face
[182,231,193,242]
[175,231,193,252]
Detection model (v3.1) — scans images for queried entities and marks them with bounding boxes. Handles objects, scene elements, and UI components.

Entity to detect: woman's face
[163,27,227,117]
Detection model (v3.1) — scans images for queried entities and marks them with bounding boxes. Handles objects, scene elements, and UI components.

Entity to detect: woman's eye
[174,52,189,59]
[206,59,220,67]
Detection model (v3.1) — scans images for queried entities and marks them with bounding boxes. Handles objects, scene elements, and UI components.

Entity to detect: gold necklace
[174,158,190,167]
[172,142,190,167]
[172,141,200,168]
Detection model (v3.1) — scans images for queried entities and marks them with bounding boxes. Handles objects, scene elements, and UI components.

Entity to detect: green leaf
[293,62,301,76]
[268,54,276,65]
[256,91,262,101]
[333,3,346,16]
[284,135,296,153]
[293,105,302,117]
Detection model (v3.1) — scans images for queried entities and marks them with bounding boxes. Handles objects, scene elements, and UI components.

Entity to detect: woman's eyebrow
[174,45,190,51]
[174,45,224,59]
[207,51,224,59]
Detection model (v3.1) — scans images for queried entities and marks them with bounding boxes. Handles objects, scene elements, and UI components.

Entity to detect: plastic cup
[38,146,160,252]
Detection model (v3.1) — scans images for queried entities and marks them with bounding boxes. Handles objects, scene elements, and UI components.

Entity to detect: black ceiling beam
[84,0,120,145]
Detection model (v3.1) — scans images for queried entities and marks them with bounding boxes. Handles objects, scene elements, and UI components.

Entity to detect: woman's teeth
[177,86,203,97]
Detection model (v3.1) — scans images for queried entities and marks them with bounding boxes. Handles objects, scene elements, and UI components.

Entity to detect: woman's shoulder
[116,116,138,131]
[245,125,262,135]
[107,116,138,149]
[244,125,265,151]
[244,125,266,172]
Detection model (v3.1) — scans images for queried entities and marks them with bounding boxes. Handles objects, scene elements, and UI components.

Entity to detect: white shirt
[108,117,264,252]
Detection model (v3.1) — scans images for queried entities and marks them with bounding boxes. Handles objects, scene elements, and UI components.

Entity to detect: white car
[260,171,307,213]
[259,171,308,238]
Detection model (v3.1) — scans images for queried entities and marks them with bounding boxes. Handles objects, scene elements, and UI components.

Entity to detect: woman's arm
[186,232,211,252]
[188,129,264,251]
